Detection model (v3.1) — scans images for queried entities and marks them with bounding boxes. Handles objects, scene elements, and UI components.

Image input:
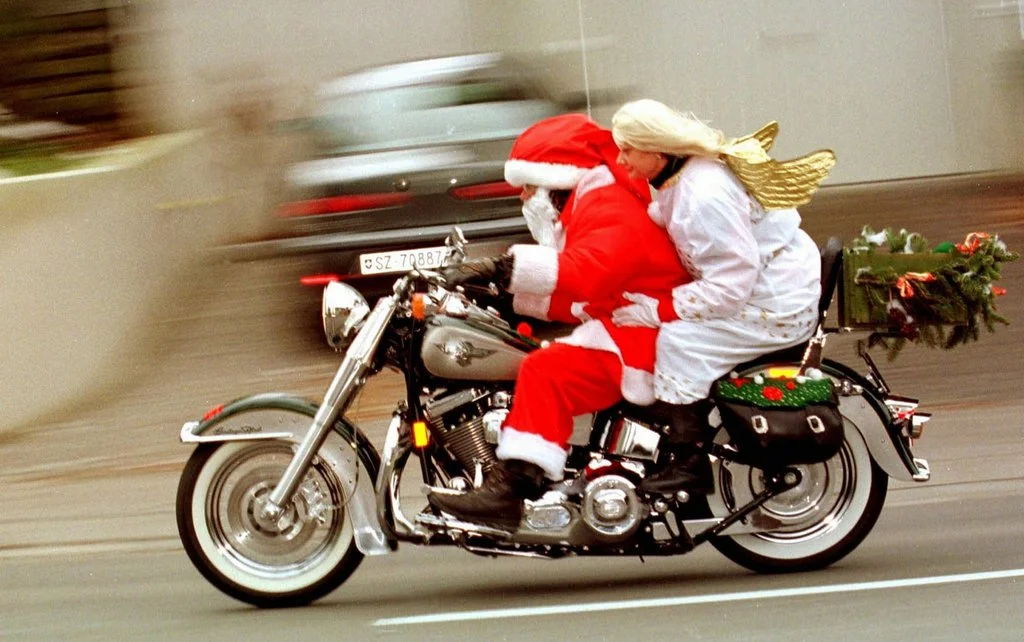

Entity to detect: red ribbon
[955,232,991,255]
[895,272,936,298]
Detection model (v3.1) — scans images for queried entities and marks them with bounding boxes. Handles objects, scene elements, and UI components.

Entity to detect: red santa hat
[505,114,649,201]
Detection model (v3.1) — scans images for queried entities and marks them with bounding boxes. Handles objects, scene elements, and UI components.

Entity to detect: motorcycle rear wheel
[707,423,887,573]
[176,440,363,607]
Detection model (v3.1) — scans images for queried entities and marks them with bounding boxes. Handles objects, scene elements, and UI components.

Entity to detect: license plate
[359,246,447,275]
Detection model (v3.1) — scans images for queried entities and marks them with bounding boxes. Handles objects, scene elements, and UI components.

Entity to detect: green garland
[849,226,1019,358]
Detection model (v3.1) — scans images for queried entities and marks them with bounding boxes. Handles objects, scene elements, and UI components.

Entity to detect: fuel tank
[421,316,536,381]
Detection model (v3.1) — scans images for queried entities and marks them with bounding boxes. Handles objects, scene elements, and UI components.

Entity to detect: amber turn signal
[412,420,430,448]
[411,294,427,320]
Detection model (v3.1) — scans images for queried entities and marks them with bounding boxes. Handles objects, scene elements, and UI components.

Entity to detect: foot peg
[415,511,516,538]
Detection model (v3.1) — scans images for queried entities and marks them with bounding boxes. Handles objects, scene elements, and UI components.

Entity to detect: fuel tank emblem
[436,339,497,367]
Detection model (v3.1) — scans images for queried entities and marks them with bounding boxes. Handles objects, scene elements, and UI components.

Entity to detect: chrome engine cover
[515,473,645,546]
[581,474,644,540]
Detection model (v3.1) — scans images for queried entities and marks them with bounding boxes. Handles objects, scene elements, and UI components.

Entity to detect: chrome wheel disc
[206,443,345,578]
[720,444,855,543]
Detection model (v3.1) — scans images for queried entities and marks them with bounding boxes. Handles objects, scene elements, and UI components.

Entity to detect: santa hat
[505,114,646,199]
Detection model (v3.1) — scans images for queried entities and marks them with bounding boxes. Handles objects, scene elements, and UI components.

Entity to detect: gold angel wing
[725,148,836,210]
[734,121,779,154]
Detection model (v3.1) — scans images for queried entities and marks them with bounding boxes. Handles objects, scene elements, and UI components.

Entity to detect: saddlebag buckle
[806,415,825,434]
[751,415,769,434]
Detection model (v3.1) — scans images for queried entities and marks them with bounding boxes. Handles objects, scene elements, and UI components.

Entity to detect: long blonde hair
[611,99,726,157]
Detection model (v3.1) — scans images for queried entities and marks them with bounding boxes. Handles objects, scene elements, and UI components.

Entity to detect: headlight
[322,281,370,351]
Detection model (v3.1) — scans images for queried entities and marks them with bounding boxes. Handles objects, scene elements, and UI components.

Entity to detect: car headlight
[322,281,370,351]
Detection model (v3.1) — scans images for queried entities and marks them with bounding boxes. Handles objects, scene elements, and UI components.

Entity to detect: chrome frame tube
[263,295,399,516]
[375,411,428,541]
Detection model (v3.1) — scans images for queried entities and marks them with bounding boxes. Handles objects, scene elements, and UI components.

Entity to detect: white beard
[522,187,564,250]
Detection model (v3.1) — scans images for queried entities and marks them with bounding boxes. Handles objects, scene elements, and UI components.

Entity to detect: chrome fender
[833,393,915,482]
[179,393,393,556]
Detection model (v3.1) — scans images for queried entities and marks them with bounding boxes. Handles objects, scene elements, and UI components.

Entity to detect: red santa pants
[495,343,624,479]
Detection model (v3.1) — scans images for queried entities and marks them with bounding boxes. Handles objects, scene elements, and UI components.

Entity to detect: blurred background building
[1,0,1022,430]
[4,0,1021,182]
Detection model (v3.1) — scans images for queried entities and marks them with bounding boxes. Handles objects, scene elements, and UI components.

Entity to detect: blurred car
[230,52,584,298]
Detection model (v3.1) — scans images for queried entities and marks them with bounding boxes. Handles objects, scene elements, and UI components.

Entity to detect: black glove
[442,255,513,288]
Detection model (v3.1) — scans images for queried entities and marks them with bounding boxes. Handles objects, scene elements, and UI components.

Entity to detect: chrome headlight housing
[322,281,370,351]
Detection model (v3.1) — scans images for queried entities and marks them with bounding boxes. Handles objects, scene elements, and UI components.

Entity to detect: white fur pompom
[646,201,667,227]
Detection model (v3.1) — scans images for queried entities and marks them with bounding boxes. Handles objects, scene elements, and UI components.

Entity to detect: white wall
[0,133,229,430]
[470,0,1024,183]
[119,0,479,132]
[114,0,1023,183]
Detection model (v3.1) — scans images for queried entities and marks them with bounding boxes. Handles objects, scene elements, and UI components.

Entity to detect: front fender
[179,393,392,555]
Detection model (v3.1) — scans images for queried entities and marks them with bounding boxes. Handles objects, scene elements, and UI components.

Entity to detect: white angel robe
[650,156,821,405]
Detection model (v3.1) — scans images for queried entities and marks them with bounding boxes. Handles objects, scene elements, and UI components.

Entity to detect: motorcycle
[175,228,931,608]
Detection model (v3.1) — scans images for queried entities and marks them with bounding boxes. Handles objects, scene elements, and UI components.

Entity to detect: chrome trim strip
[179,421,293,444]
[217,216,530,262]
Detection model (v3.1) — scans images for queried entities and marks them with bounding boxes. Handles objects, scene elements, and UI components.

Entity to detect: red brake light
[449,181,520,201]
[300,274,341,287]
[277,193,411,217]
[203,404,225,421]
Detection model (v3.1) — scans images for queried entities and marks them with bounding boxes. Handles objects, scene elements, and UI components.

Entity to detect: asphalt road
[2,173,1023,641]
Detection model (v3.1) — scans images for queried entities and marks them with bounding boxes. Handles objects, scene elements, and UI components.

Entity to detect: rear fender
[737,360,921,482]
[179,393,392,555]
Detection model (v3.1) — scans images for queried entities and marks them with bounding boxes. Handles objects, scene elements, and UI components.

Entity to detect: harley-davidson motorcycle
[175,229,931,608]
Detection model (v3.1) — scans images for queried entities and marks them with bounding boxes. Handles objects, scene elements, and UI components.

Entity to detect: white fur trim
[508,244,559,295]
[512,293,550,320]
[556,319,621,355]
[621,366,656,405]
[573,165,615,200]
[505,159,587,189]
[647,200,667,227]
[496,427,568,480]
[569,301,592,322]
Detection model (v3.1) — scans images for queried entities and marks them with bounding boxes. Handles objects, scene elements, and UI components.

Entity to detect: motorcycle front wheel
[176,439,363,607]
[707,422,888,573]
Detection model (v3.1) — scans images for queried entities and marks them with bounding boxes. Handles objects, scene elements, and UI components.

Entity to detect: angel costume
[646,154,822,404]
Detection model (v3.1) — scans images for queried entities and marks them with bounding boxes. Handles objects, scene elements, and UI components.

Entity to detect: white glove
[611,292,661,328]
[522,187,562,249]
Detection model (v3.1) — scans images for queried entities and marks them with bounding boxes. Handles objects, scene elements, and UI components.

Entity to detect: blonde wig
[611,99,727,158]
[612,99,836,209]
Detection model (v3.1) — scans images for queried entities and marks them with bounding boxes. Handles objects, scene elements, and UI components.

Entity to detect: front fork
[258,295,398,524]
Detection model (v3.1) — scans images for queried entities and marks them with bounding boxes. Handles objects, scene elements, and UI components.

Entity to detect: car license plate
[359,246,448,275]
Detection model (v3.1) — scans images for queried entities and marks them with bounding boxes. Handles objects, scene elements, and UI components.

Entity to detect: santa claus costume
[428,114,690,529]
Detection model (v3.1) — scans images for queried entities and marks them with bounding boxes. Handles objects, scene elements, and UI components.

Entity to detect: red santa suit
[493,114,691,480]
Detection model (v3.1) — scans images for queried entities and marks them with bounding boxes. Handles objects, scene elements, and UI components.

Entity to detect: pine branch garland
[848,227,1019,358]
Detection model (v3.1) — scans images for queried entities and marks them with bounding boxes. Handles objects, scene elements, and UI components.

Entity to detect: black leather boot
[639,443,713,495]
[640,401,714,495]
[427,459,546,531]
